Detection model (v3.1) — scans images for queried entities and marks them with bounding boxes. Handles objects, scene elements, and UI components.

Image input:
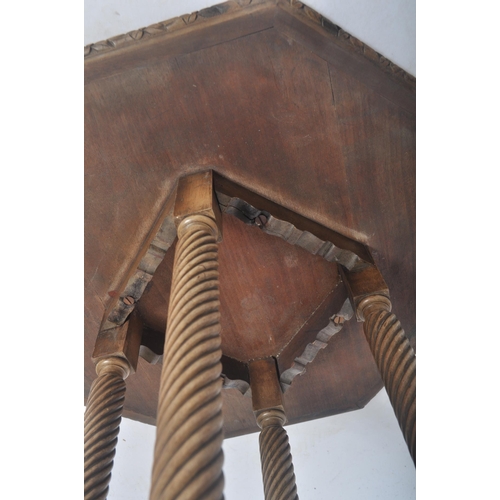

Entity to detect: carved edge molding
[84,0,261,58]
[263,214,362,270]
[285,0,415,88]
[84,0,415,88]
[97,176,362,391]
[223,297,355,395]
[217,193,368,271]
[149,297,353,396]
[280,297,354,392]
[100,209,177,332]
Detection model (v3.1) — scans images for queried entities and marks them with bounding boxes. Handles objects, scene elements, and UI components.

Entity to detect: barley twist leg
[150,215,224,500]
[359,296,416,464]
[257,409,299,500]
[84,357,131,500]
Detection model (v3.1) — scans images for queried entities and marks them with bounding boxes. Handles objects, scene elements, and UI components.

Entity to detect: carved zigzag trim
[220,298,354,395]
[218,194,368,271]
[280,297,354,391]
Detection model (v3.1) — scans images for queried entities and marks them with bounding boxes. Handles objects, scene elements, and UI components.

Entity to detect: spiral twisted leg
[359,296,416,464]
[150,215,224,500]
[84,357,131,500]
[257,410,299,500]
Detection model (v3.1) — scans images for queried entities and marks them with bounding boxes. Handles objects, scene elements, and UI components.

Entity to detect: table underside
[84,0,415,437]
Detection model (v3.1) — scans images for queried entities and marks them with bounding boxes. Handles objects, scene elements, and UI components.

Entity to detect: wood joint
[249,358,285,423]
[174,170,223,241]
[92,312,143,373]
[340,259,390,322]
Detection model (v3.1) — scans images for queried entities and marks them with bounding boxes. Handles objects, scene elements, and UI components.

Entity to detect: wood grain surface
[135,212,342,362]
[85,0,415,436]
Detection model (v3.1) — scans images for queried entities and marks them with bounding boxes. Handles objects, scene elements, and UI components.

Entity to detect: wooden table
[85,0,415,440]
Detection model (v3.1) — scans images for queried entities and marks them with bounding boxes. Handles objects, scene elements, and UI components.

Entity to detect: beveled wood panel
[136,213,341,362]
[85,0,415,435]
[118,319,383,439]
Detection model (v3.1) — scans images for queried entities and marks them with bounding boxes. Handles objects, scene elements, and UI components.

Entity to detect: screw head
[255,214,268,227]
[123,296,135,306]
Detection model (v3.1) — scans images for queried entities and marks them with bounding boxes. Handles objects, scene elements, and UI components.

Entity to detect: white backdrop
[108,390,415,499]
[84,0,416,76]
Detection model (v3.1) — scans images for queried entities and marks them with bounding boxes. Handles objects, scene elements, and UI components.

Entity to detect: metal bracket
[224,197,270,226]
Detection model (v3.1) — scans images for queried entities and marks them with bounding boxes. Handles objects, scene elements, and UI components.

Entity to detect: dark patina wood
[85,0,415,437]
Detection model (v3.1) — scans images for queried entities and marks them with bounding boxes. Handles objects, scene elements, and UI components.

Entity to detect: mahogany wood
[150,174,224,500]
[340,262,389,320]
[85,0,415,437]
[214,173,373,264]
[274,1,415,114]
[84,357,131,500]
[92,314,143,372]
[249,358,284,413]
[250,359,299,500]
[358,295,416,463]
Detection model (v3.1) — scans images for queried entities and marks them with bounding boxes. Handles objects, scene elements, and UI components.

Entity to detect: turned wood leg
[358,295,416,464]
[341,264,416,464]
[250,359,299,500]
[84,317,141,500]
[84,357,131,500]
[150,172,224,500]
